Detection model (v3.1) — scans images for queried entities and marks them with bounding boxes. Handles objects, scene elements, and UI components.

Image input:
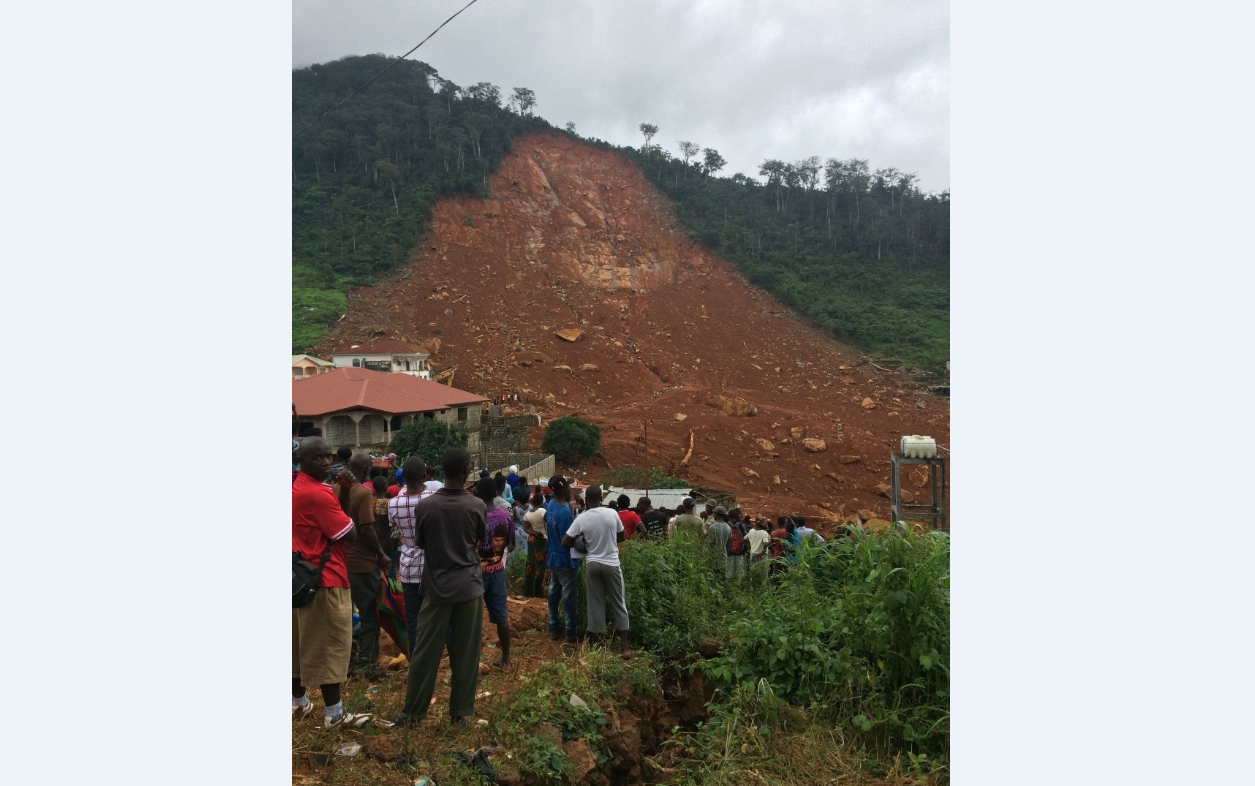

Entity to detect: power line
[293,0,482,140]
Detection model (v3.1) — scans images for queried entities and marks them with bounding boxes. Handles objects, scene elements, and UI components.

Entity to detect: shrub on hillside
[541,416,601,464]
[389,418,468,474]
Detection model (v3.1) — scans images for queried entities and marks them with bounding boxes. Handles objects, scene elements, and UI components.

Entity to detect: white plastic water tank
[900,435,937,459]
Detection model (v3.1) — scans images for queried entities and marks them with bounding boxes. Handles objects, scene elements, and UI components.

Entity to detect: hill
[291,56,949,370]
[314,132,949,524]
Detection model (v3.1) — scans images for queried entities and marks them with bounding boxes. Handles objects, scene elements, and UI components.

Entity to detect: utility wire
[293,0,482,139]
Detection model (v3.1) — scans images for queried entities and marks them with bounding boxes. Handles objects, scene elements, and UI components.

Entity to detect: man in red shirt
[292,437,373,728]
[614,493,641,543]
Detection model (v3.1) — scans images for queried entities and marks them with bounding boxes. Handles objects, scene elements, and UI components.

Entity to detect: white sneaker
[325,711,373,729]
[293,699,315,721]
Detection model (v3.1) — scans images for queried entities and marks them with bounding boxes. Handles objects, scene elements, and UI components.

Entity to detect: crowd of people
[292,434,829,729]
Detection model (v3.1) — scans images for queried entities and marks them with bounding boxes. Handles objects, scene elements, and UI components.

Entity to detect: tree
[541,416,601,464]
[390,417,469,475]
[639,123,658,152]
[565,121,576,133]
[702,147,726,176]
[509,87,537,116]
[465,81,502,107]
[677,141,700,177]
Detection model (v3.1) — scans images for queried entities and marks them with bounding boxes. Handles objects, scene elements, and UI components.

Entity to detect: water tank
[900,435,937,459]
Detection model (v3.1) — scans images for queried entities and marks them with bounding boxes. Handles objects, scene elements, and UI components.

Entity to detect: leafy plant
[541,416,601,464]
[389,417,468,473]
[600,464,690,489]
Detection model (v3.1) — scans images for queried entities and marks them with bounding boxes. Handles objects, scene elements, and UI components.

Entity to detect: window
[424,412,435,420]
[293,368,303,377]
[458,407,468,421]
[352,358,360,367]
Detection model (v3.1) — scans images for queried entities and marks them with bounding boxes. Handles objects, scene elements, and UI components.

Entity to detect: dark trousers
[348,571,381,670]
[402,581,423,658]
[400,596,484,720]
[548,565,579,637]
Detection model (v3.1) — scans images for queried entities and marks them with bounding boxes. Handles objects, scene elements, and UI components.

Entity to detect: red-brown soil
[315,132,949,533]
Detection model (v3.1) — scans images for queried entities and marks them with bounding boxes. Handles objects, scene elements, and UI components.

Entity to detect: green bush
[541,416,601,464]
[599,464,690,489]
[701,529,951,757]
[389,417,468,474]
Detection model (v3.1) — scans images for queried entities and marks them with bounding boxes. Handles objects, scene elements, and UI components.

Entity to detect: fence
[473,452,554,483]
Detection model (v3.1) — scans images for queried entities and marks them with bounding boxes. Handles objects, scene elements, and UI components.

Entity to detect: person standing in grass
[545,475,581,643]
[292,437,373,729]
[522,489,549,597]
[746,518,771,569]
[474,476,515,669]
[394,447,486,729]
[615,493,642,543]
[561,485,636,659]
[635,497,667,539]
[706,506,733,576]
[671,497,705,537]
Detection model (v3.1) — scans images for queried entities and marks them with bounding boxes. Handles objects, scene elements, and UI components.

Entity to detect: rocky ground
[315,131,950,535]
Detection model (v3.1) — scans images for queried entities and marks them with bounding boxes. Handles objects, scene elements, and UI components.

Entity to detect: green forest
[292,55,949,371]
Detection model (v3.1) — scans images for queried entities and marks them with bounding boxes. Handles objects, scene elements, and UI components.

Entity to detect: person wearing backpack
[726,508,748,578]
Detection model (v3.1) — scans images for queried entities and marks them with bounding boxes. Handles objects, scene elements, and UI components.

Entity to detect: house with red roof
[328,339,433,379]
[292,367,487,450]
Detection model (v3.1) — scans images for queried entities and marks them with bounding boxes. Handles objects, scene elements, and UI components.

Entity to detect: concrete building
[292,367,486,450]
[292,354,335,379]
[329,340,433,380]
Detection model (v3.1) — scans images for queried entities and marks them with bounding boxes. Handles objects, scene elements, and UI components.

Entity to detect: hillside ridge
[315,132,949,524]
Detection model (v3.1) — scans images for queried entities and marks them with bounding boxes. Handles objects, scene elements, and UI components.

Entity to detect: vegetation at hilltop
[606,138,950,371]
[291,55,555,350]
[291,56,949,370]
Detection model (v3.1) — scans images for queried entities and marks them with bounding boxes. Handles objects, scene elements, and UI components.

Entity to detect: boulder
[755,437,775,451]
[705,393,754,416]
[858,509,874,522]
[561,739,598,782]
[772,475,782,486]
[674,413,687,421]
[861,398,876,410]
[554,328,585,342]
[553,365,572,373]
[876,482,892,498]
[802,438,827,453]
[839,455,861,464]
[579,363,600,372]
[790,426,805,439]
[741,467,760,478]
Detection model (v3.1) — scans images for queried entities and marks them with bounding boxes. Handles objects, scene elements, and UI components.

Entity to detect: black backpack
[292,541,333,608]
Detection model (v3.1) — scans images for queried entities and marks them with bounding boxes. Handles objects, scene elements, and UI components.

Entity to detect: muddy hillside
[316,132,950,530]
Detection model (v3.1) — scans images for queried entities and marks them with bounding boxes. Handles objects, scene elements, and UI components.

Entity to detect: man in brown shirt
[340,452,389,679]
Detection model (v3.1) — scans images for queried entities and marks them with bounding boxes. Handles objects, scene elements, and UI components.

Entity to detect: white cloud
[293,0,949,191]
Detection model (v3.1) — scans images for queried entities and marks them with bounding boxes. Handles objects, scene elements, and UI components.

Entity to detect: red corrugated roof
[293,367,485,417]
[328,339,427,355]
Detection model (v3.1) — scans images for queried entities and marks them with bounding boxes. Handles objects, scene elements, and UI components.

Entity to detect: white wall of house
[331,352,432,379]
[310,405,480,450]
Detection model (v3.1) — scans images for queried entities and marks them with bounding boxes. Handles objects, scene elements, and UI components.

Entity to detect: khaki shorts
[292,586,352,687]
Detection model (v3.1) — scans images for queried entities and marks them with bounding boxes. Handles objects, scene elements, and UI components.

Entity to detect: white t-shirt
[424,480,443,494]
[566,506,624,566]
[746,528,771,557]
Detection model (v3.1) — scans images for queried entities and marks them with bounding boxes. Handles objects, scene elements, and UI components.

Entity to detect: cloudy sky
[293,0,949,193]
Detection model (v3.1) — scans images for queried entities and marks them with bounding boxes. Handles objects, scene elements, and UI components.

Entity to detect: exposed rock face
[314,132,950,519]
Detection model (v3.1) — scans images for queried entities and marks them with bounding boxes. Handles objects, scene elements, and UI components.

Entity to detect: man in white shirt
[562,485,636,659]
[745,517,772,570]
